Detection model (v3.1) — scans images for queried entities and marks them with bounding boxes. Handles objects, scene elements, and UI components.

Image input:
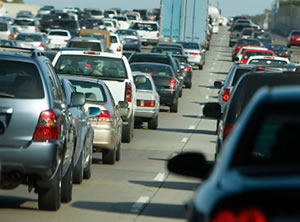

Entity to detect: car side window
[104,82,116,107]
[46,62,65,103]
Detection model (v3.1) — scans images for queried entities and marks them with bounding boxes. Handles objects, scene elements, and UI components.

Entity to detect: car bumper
[141,39,159,45]
[123,43,140,50]
[289,40,300,45]
[157,90,177,105]
[187,57,202,65]
[135,107,159,119]
[92,126,117,151]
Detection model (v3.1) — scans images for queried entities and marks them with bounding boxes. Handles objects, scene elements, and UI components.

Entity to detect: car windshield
[243,51,273,60]
[69,80,107,102]
[237,39,260,46]
[232,106,300,170]
[268,45,288,51]
[49,31,68,36]
[117,30,136,36]
[54,55,128,79]
[16,34,42,42]
[0,60,44,99]
[131,23,158,31]
[13,19,35,26]
[249,59,288,65]
[131,64,172,77]
[292,31,300,35]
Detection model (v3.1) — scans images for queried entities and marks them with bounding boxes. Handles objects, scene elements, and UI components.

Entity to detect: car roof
[248,55,289,61]
[56,50,123,59]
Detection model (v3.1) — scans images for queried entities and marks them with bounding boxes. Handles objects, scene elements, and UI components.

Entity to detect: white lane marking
[210,73,213,76]
[154,173,165,182]
[189,125,196,129]
[205,95,209,100]
[181,137,188,143]
[131,196,150,213]
[210,67,215,70]
[209,79,212,83]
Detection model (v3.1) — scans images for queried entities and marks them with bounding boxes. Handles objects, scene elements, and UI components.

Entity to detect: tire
[83,143,92,180]
[170,99,178,113]
[73,151,83,184]
[148,116,158,130]
[116,142,121,161]
[198,64,203,70]
[38,165,62,211]
[61,162,72,203]
[122,115,134,143]
[179,88,182,97]
[102,147,116,164]
[186,79,192,89]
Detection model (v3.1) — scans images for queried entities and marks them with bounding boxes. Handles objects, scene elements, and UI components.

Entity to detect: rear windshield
[0,23,8,31]
[49,31,69,36]
[54,55,128,79]
[249,59,288,65]
[127,15,137,20]
[243,51,273,60]
[52,20,79,29]
[292,31,300,35]
[0,60,44,99]
[237,39,260,46]
[131,64,172,77]
[130,55,170,65]
[178,42,199,49]
[16,34,42,42]
[233,25,251,32]
[131,23,158,31]
[151,47,182,55]
[68,41,101,51]
[232,68,251,86]
[13,19,35,26]
[117,30,137,36]
[134,76,152,90]
[69,80,106,102]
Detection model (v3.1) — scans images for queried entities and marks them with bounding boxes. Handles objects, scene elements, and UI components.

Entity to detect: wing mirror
[88,107,101,117]
[214,81,223,89]
[203,102,222,119]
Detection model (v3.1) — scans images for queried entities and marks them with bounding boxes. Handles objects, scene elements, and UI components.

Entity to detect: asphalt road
[2,24,297,222]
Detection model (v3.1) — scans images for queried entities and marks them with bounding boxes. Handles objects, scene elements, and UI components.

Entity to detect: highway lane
[0,27,232,222]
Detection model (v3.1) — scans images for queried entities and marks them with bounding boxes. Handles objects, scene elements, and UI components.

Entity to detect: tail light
[212,208,267,222]
[8,34,12,40]
[64,39,68,42]
[183,65,190,72]
[190,52,202,56]
[279,53,289,57]
[35,27,38,32]
[208,34,211,40]
[291,36,298,41]
[137,100,155,107]
[157,33,159,37]
[256,67,265,72]
[125,82,132,102]
[169,77,177,89]
[223,122,234,141]
[222,88,230,102]
[240,59,247,64]
[235,46,241,53]
[33,110,60,141]
[97,110,112,122]
[117,46,121,52]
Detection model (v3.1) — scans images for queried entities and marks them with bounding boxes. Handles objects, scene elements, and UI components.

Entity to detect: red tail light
[117,46,121,52]
[183,65,190,72]
[97,110,112,122]
[223,122,235,140]
[125,82,132,102]
[222,88,230,102]
[157,33,159,37]
[291,36,298,41]
[33,110,60,141]
[64,39,69,42]
[169,77,177,89]
[212,208,267,222]
[279,53,289,57]
[39,43,45,48]
[208,34,211,40]
[235,46,241,53]
[256,67,265,72]
[190,52,202,56]
[8,34,12,40]
[137,100,155,107]
[240,59,247,64]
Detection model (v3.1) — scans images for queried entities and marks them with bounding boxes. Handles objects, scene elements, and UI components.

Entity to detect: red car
[232,38,262,60]
[240,49,275,64]
[287,30,300,48]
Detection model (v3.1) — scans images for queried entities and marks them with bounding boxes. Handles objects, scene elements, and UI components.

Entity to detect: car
[205,71,300,156]
[239,49,275,64]
[59,77,94,182]
[176,41,205,70]
[168,86,300,222]
[50,19,80,37]
[47,29,71,49]
[116,29,141,52]
[131,62,180,113]
[109,33,123,55]
[246,55,290,65]
[113,15,130,29]
[12,18,39,33]
[104,20,118,33]
[66,36,107,52]
[238,27,255,39]
[229,24,252,47]
[151,45,185,55]
[16,10,34,19]
[52,50,136,143]
[14,32,49,51]
[0,21,14,40]
[133,72,160,129]
[266,43,292,61]
[61,75,126,164]
[0,47,85,210]
[232,38,262,60]
[130,21,160,46]
[287,30,300,48]
[0,39,14,47]
[234,46,267,63]
[173,54,193,89]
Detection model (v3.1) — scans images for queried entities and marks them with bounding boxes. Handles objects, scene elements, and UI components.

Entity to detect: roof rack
[0,46,45,58]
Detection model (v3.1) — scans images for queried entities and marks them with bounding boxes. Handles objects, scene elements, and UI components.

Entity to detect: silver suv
[0,47,85,211]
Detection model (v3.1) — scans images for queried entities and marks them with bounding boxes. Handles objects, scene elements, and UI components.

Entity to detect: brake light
[235,46,241,53]
[183,65,190,72]
[8,34,12,40]
[157,32,159,37]
[64,39,68,42]
[117,46,121,52]
[190,52,202,56]
[279,53,289,57]
[137,100,155,107]
[223,122,234,141]
[208,34,211,39]
[169,77,176,89]
[240,58,247,64]
[212,208,267,222]
[39,43,45,48]
[125,82,132,102]
[256,66,264,71]
[33,110,60,141]
[222,88,230,102]
[83,51,100,55]
[291,36,298,41]
[97,110,112,122]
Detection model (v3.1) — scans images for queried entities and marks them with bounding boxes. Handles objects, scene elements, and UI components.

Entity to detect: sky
[24,0,274,17]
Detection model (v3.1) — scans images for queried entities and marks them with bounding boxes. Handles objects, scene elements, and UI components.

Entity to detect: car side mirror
[71,92,86,107]
[214,81,223,89]
[167,152,213,179]
[203,102,222,119]
[234,56,239,62]
[88,107,101,117]
[118,101,129,118]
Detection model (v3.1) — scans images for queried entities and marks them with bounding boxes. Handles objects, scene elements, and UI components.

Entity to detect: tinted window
[130,55,170,65]
[292,31,300,35]
[0,61,44,99]
[131,23,158,31]
[13,19,35,26]
[131,64,172,77]
[178,42,199,49]
[243,51,273,60]
[55,55,128,78]
[151,47,182,55]
[237,39,260,46]
[233,25,251,32]
[16,34,42,41]
[0,23,8,31]
[69,80,107,102]
[232,69,251,86]
[249,59,288,65]
[134,76,152,90]
[110,36,118,43]
[68,41,101,51]
[117,30,136,36]
[49,31,68,36]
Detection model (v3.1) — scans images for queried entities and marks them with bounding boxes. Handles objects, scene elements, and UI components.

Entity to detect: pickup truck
[130,21,159,46]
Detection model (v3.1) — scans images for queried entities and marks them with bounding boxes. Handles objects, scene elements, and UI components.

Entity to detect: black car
[168,86,300,222]
[131,62,180,112]
[266,43,292,61]
[205,72,300,156]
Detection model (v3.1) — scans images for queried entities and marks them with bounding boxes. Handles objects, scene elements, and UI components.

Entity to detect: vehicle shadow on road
[198,84,218,89]
[156,128,216,135]
[215,59,232,62]
[210,71,228,75]
[72,201,185,219]
[183,115,216,120]
[0,195,38,210]
[129,180,201,191]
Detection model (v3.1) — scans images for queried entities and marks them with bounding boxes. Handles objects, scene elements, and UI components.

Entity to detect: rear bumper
[135,107,159,119]
[188,56,202,65]
[92,126,117,151]
[158,90,177,106]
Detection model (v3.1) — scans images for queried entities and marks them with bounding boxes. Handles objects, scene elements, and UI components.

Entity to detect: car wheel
[116,142,121,161]
[102,147,116,164]
[38,165,62,211]
[83,143,93,180]
[198,64,203,70]
[186,79,192,89]
[179,88,182,97]
[148,115,158,130]
[170,99,178,113]
[61,160,73,203]
[73,151,83,184]
[122,114,134,143]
